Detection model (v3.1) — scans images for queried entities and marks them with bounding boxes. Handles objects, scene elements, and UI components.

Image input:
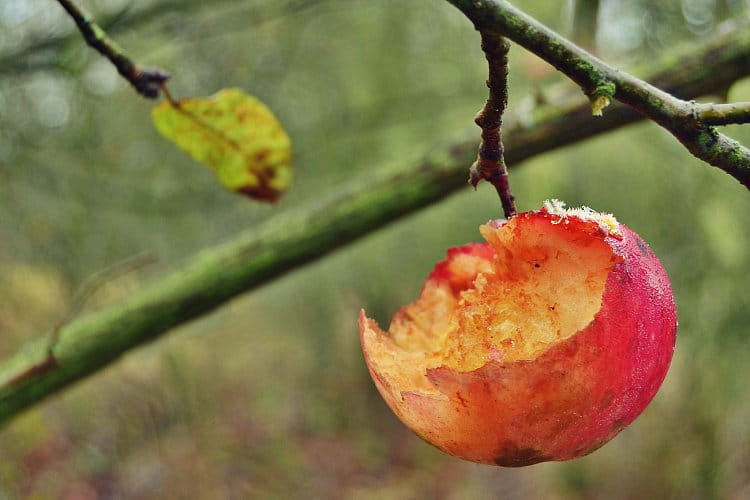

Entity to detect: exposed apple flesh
[360,202,677,466]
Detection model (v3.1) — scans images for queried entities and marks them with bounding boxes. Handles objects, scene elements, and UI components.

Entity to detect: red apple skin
[360,211,677,466]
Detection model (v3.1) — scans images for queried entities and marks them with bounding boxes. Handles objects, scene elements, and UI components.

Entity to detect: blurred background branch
[0,0,201,74]
[2,20,750,426]
[0,0,323,75]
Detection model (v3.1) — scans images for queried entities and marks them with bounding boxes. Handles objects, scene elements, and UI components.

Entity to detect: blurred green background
[1,0,750,498]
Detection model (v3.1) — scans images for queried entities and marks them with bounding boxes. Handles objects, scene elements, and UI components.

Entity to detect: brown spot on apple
[494,442,552,467]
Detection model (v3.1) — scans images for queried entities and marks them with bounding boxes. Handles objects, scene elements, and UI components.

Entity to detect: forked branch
[448,0,750,189]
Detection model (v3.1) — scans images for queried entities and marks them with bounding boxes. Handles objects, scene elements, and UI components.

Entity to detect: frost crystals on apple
[542,199,621,237]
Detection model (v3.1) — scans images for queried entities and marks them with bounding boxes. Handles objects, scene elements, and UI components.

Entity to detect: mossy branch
[448,0,750,189]
[1,22,750,426]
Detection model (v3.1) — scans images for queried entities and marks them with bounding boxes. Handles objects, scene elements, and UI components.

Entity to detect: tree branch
[470,32,517,218]
[696,102,750,126]
[447,0,750,189]
[55,0,170,99]
[1,22,750,426]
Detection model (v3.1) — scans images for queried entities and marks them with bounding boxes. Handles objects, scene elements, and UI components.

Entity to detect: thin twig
[470,32,517,218]
[448,0,750,189]
[46,251,157,357]
[55,0,170,99]
[1,252,156,389]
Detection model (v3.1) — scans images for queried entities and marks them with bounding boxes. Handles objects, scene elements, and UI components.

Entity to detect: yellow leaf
[152,88,292,202]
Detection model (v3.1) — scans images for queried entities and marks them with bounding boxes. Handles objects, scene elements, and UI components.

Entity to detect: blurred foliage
[1,0,750,498]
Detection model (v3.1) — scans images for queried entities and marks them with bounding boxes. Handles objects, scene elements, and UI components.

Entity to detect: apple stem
[470,31,517,219]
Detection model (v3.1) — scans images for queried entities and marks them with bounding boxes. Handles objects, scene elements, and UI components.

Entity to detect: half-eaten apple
[360,201,677,466]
